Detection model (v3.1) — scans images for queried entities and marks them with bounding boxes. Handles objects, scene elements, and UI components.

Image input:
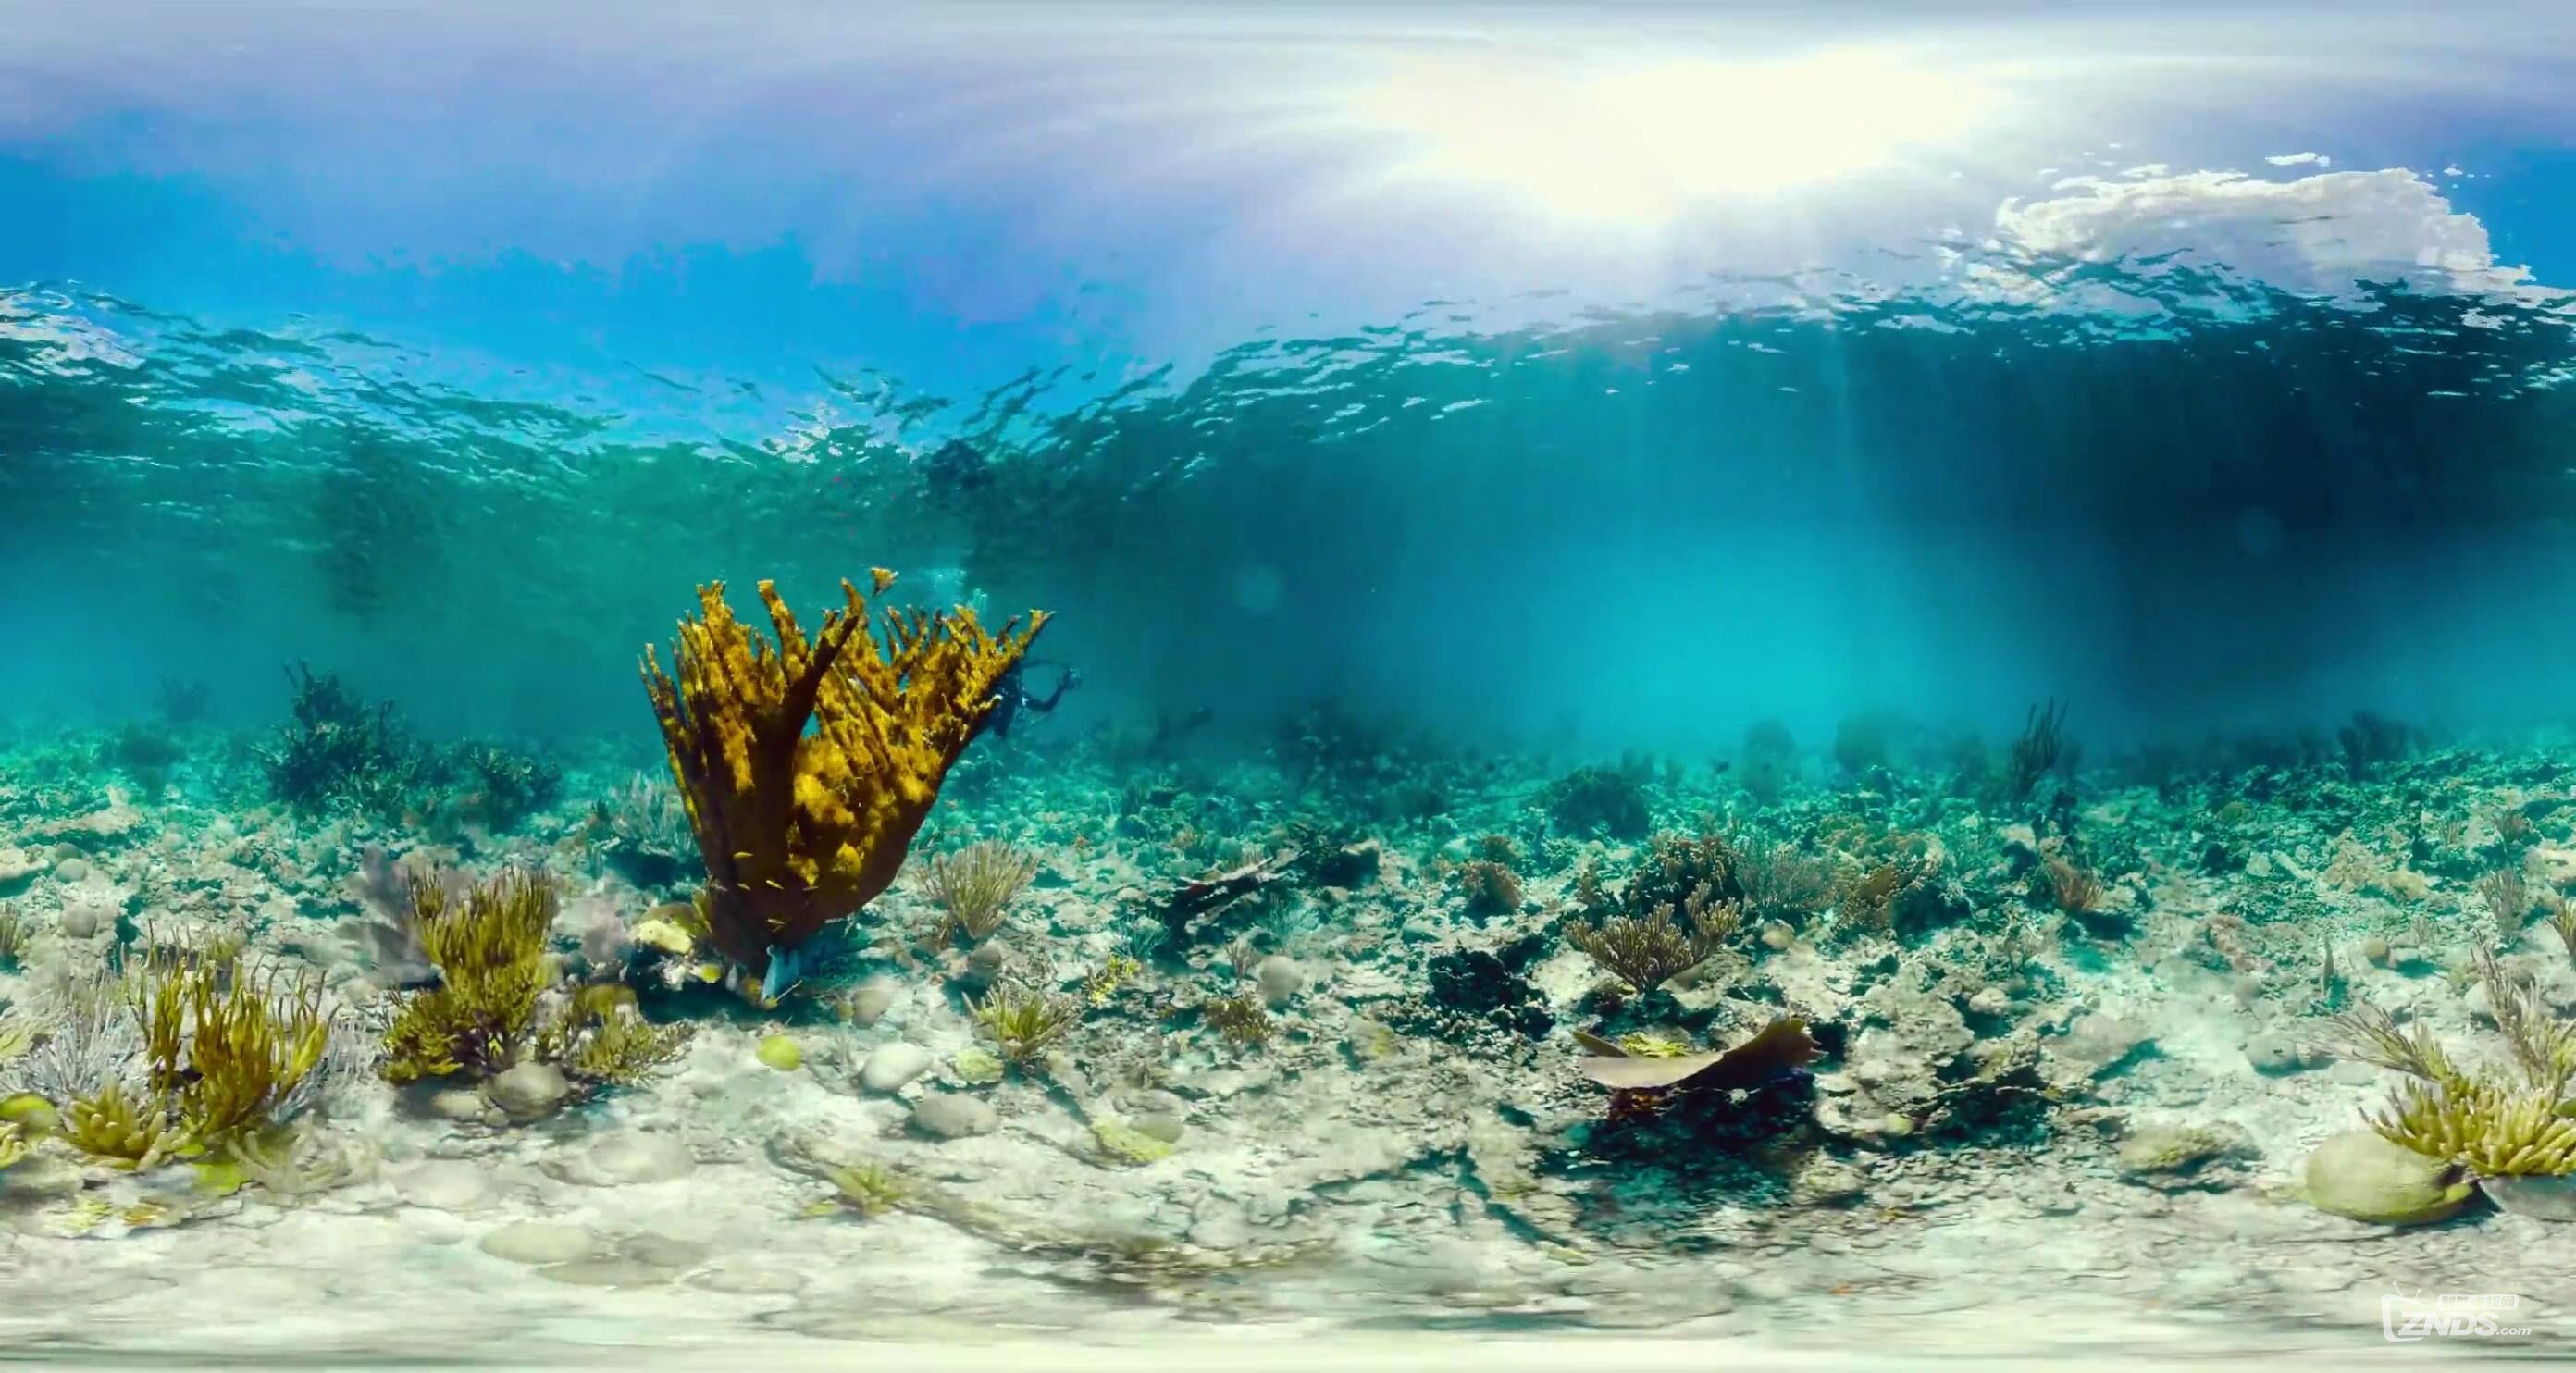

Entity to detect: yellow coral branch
[640,574,1046,977]
[2371,1073,2576,1178]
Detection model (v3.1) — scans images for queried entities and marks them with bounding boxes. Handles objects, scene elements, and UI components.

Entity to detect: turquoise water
[5,5,2570,757]
[5,5,2576,1366]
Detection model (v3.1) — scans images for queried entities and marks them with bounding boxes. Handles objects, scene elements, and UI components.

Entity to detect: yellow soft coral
[127,941,328,1151]
[379,868,556,1083]
[2371,1074,2576,1178]
[640,573,1046,981]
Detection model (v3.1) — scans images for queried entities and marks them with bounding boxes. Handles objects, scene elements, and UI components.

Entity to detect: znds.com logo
[2381,1288,2530,1342]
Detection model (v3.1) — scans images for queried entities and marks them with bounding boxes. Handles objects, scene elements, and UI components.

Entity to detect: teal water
[5,4,2576,1366]
[1,6,2568,758]
[10,266,2573,754]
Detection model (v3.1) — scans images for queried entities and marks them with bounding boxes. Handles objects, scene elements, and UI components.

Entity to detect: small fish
[758,945,815,1007]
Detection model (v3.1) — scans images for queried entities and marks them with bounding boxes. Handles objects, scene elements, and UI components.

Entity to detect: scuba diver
[988,659,1078,740]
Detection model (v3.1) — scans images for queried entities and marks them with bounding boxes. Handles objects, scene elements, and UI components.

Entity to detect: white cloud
[1968,167,2540,312]
[2264,151,2331,167]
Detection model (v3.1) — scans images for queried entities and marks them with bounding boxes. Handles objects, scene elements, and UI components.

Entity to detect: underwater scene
[5,3,2576,1367]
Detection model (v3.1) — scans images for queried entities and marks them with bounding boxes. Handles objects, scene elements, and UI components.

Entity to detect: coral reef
[23,658,2576,1355]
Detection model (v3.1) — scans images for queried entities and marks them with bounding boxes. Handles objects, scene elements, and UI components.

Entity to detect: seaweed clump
[258,663,425,818]
[43,942,335,1167]
[2001,699,2068,805]
[969,979,1083,1069]
[919,840,1041,948]
[130,945,331,1147]
[256,665,562,833]
[378,868,557,1083]
[378,867,688,1092]
[102,724,185,795]
[640,573,1046,988]
[2331,954,2576,1177]
[447,742,565,833]
[1546,763,1653,839]
[591,772,694,887]
[1418,937,1554,1040]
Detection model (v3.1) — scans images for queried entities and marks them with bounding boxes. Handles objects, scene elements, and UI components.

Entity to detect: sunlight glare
[1356,48,2000,223]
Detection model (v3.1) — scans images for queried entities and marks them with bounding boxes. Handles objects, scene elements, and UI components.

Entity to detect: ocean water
[4,4,2576,1368]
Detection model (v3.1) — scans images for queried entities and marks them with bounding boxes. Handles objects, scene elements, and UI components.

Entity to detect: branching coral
[1571,832,1745,944]
[593,772,694,884]
[2040,852,2104,915]
[1457,860,1522,917]
[1618,834,1745,918]
[1731,842,1832,926]
[1830,835,1944,941]
[2324,999,2456,1083]
[1565,894,1740,993]
[640,574,1046,985]
[2477,867,2532,944]
[2,979,137,1109]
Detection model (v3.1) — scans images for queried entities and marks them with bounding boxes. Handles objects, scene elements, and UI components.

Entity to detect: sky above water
[6,1,2571,414]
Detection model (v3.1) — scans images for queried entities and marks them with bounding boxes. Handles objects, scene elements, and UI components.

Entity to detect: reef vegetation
[6,602,2576,1330]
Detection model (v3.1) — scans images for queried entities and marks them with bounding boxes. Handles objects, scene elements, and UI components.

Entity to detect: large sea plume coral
[640,572,1047,987]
